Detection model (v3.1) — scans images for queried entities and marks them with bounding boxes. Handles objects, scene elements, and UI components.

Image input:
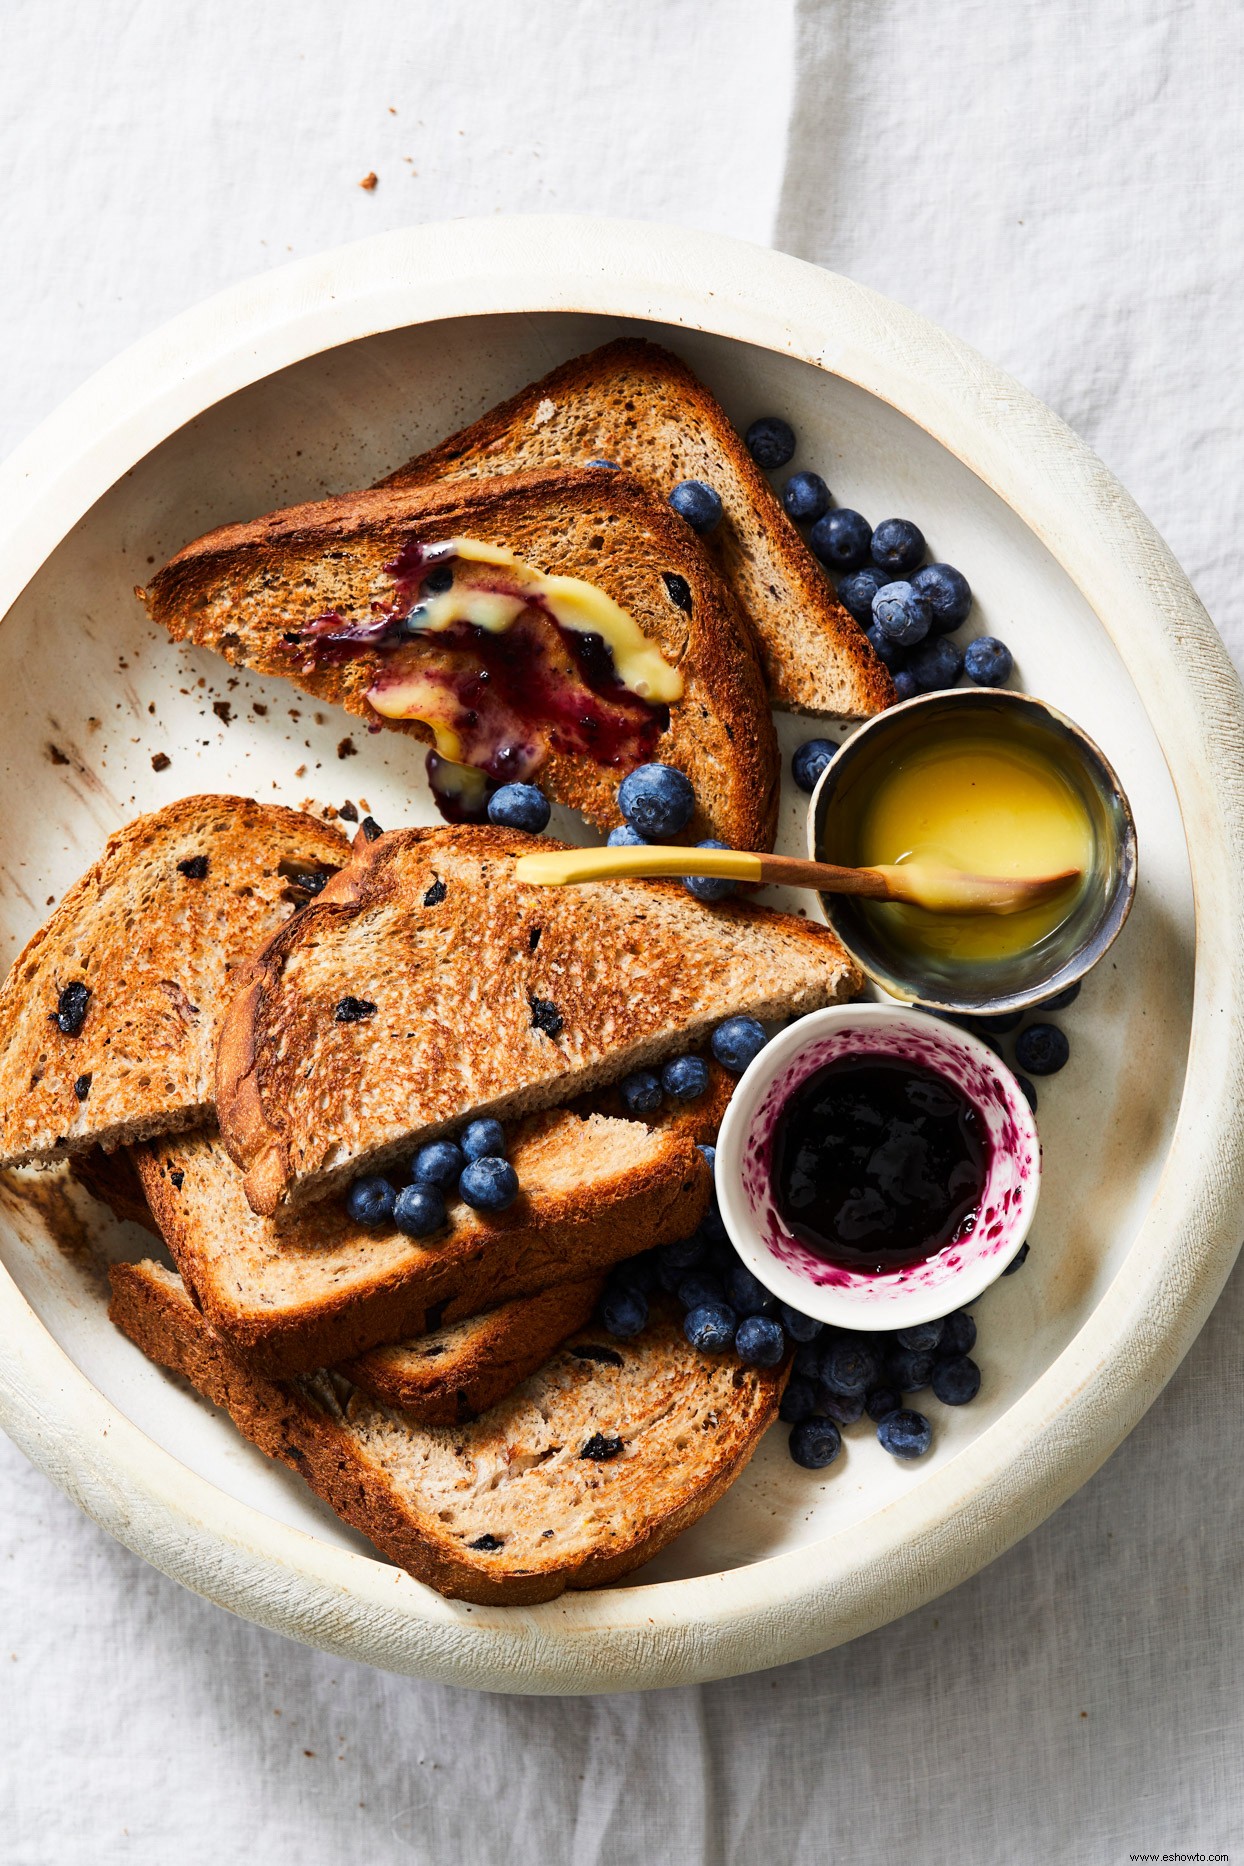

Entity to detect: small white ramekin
[715,1004,1041,1331]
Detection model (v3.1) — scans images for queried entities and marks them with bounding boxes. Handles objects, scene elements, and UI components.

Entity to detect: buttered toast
[142,469,778,852]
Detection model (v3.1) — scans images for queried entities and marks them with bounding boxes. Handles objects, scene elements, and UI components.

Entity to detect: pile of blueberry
[667,410,1014,707]
[610,762,742,903]
[346,1117,519,1236]
[921,980,1080,1117]
[617,1014,769,1116]
[597,1131,985,1470]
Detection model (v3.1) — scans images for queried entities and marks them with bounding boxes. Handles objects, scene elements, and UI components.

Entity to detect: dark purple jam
[771,1055,989,1274]
[286,537,667,822]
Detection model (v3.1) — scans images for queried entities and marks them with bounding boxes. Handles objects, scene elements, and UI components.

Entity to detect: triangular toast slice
[381,336,894,718]
[109,1261,786,1605]
[134,1106,708,1377]
[0,797,349,1168]
[142,469,778,851]
[340,1278,604,1424]
[216,824,861,1214]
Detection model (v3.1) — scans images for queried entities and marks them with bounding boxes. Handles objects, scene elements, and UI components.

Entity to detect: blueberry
[657,1233,710,1275]
[599,1285,649,1338]
[726,1261,778,1315]
[871,517,926,576]
[745,416,796,469]
[669,479,723,533]
[1015,1074,1039,1112]
[838,566,887,624]
[619,1069,662,1115]
[461,1117,507,1161]
[697,1142,716,1172]
[789,1417,842,1469]
[932,1355,981,1405]
[939,1311,977,1357]
[487,783,551,833]
[346,1175,396,1226]
[610,1252,659,1297]
[865,1386,902,1422]
[872,581,932,647]
[735,1314,785,1367]
[458,1156,519,1212]
[886,1346,934,1392]
[907,634,964,692]
[895,1319,944,1353]
[778,1303,823,1343]
[1041,979,1082,1011]
[410,1139,465,1187]
[697,1206,729,1249]
[791,738,836,794]
[1015,1022,1070,1075]
[607,823,648,847]
[684,1302,738,1354]
[677,1271,726,1312]
[393,1181,446,1238]
[662,1053,710,1101]
[865,623,908,671]
[782,470,830,523]
[971,1009,1022,1033]
[586,458,621,470]
[617,762,695,839]
[1002,1240,1030,1275]
[820,1339,879,1397]
[892,670,920,702]
[711,1015,768,1075]
[964,635,1013,686]
[809,508,873,571]
[911,562,972,634]
[779,1377,820,1424]
[683,839,737,903]
[792,1339,823,1379]
[820,1388,865,1427]
[877,1408,933,1459]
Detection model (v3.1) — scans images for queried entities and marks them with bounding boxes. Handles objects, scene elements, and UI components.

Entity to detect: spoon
[513,844,1082,916]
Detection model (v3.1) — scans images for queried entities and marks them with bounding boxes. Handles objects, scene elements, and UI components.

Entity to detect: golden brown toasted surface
[382,337,894,718]
[133,1109,708,1376]
[0,797,349,1168]
[214,824,861,1214]
[342,1278,603,1423]
[109,1261,786,1605]
[143,468,778,852]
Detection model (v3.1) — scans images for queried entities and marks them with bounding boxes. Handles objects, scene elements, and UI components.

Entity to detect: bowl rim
[1,216,1242,1695]
[806,686,1139,1014]
[715,1002,1040,1329]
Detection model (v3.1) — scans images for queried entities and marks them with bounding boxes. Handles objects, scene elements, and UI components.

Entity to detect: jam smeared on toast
[289,537,680,822]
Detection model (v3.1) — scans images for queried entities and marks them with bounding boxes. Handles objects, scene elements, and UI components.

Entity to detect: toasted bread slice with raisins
[0,797,349,1168]
[109,1261,787,1605]
[215,823,861,1215]
[381,336,893,718]
[141,468,778,852]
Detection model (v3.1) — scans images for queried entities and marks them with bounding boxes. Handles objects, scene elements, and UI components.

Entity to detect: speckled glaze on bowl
[716,1005,1040,1331]
[0,218,1241,1696]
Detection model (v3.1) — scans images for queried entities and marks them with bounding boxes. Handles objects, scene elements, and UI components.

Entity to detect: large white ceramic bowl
[1,218,1242,1695]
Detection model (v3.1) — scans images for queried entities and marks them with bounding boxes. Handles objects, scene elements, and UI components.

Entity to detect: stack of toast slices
[1,796,861,1602]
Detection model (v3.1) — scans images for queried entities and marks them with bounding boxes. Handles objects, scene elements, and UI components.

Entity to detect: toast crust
[382,337,894,719]
[213,824,861,1215]
[0,796,349,1169]
[110,1261,786,1605]
[341,1278,603,1422]
[143,469,779,853]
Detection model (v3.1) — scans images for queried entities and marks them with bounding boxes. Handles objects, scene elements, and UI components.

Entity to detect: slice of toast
[0,797,349,1168]
[133,1107,709,1376]
[109,1260,786,1605]
[341,1278,603,1424]
[381,337,894,719]
[216,823,861,1214]
[142,469,779,852]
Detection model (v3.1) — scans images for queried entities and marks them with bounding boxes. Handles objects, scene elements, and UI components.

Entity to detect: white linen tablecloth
[2,3,1242,1860]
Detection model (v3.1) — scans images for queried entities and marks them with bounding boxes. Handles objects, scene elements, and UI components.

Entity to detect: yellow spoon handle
[513,844,765,886]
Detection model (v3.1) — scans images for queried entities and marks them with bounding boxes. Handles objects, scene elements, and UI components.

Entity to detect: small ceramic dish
[715,1004,1040,1330]
[809,688,1138,1015]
